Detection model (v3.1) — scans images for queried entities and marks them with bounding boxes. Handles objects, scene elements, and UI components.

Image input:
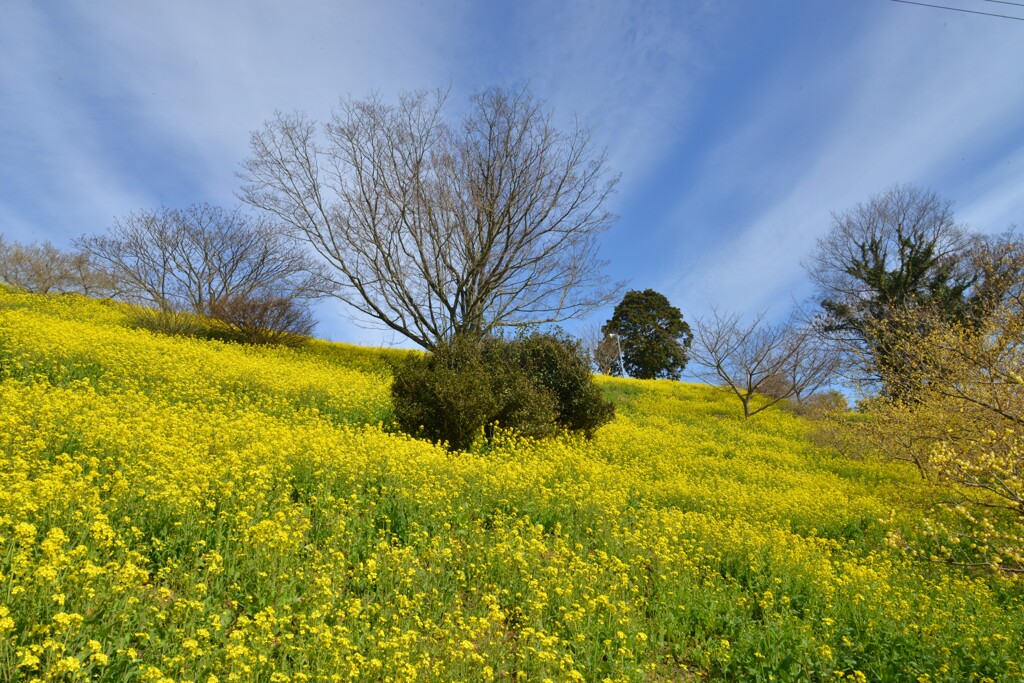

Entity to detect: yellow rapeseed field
[1,289,1021,682]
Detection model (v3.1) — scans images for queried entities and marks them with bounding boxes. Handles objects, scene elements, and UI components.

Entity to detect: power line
[982,0,1024,8]
[890,0,1024,20]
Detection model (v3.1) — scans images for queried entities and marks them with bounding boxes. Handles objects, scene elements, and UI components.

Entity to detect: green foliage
[603,289,692,379]
[391,335,552,451]
[494,331,615,437]
[808,186,1024,399]
[391,332,614,450]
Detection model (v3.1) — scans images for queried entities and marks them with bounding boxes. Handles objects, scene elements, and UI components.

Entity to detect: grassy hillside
[1,289,1021,682]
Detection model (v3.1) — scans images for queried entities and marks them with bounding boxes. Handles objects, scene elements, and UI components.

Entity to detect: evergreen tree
[602,289,692,379]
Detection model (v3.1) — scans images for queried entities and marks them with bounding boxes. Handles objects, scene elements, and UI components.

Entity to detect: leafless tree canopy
[78,204,327,316]
[579,322,620,375]
[0,237,115,297]
[239,88,620,350]
[690,309,838,418]
[207,293,316,346]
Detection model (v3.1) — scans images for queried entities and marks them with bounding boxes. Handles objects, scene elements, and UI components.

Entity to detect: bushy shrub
[756,372,793,400]
[207,293,315,346]
[772,388,851,419]
[844,301,1024,576]
[391,332,613,451]
[801,390,849,414]
[494,331,615,437]
[391,335,554,451]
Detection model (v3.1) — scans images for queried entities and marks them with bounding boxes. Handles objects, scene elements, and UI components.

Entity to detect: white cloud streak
[665,7,1024,320]
[1,0,481,343]
[4,1,1023,344]
[0,4,154,242]
[493,1,725,197]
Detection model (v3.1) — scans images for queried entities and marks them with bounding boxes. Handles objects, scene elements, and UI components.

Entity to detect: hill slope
[1,290,1021,681]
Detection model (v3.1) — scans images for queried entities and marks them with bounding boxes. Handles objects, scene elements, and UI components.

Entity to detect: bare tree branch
[690,309,837,418]
[239,87,620,350]
[77,204,329,321]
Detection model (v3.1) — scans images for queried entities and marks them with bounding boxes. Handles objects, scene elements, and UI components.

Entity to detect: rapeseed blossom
[0,289,1021,681]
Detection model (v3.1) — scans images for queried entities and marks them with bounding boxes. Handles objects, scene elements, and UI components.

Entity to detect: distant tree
[592,334,622,376]
[602,289,691,379]
[579,322,620,375]
[0,236,115,296]
[805,184,977,397]
[79,204,327,342]
[240,87,620,351]
[690,309,837,418]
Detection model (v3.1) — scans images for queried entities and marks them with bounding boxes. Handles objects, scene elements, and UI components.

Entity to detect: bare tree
[240,87,620,350]
[207,293,316,346]
[775,326,841,404]
[0,236,115,296]
[78,204,327,316]
[690,309,838,418]
[579,323,620,375]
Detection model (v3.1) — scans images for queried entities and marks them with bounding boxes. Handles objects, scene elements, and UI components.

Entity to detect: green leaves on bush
[391,332,614,451]
[506,332,615,436]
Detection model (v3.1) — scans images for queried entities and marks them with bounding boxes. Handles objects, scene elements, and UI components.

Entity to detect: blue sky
[2,1,1023,346]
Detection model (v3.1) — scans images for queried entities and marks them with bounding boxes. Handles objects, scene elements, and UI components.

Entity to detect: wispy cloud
[0,4,155,241]
[2,1,480,215]
[59,1,481,193]
[955,143,1024,231]
[490,1,726,197]
[3,1,1023,345]
[664,6,1024,320]
[1,0,481,343]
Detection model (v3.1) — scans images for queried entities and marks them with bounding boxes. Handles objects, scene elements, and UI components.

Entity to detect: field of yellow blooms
[1,288,1022,682]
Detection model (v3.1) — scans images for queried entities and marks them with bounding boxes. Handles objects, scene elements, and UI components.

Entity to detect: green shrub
[494,331,615,437]
[391,332,613,451]
[391,335,496,451]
